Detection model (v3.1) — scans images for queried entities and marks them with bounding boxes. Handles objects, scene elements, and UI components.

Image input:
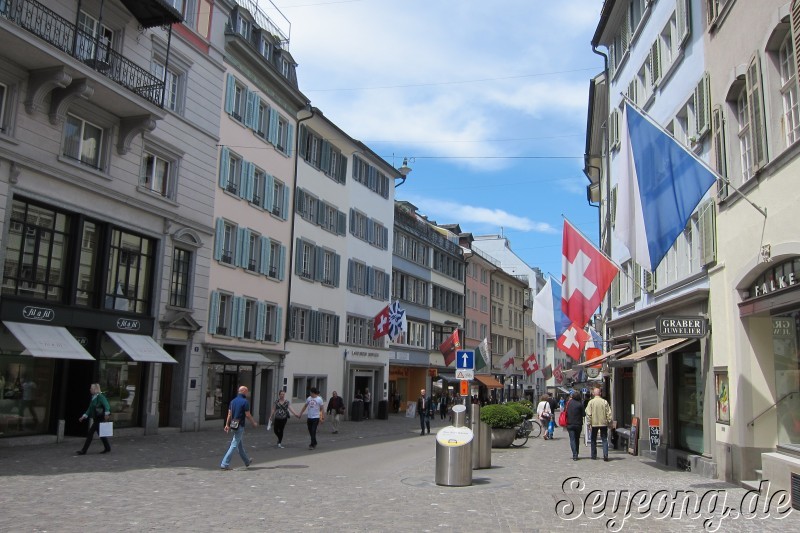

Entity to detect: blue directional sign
[456,350,474,370]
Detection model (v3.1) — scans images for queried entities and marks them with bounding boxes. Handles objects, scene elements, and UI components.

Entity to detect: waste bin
[377,400,388,420]
[435,405,473,487]
[350,400,364,421]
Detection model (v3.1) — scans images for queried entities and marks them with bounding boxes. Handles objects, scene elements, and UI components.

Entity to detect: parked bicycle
[510,415,541,447]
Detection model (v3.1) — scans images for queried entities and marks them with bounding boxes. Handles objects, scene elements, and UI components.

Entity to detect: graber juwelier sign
[656,316,707,338]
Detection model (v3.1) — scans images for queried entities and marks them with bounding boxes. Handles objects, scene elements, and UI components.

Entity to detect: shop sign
[22,306,54,322]
[656,316,707,338]
[746,258,800,299]
[351,350,379,358]
[648,418,660,452]
[116,318,141,331]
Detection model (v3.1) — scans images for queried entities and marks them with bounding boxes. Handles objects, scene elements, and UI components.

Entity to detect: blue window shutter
[278,245,286,280]
[333,254,340,287]
[243,162,254,201]
[295,188,305,216]
[349,209,355,234]
[245,91,256,129]
[367,218,375,244]
[285,124,294,156]
[256,301,266,340]
[314,246,324,282]
[310,310,320,342]
[383,272,390,299]
[233,296,245,337]
[264,174,274,212]
[367,266,375,296]
[208,291,220,334]
[275,307,283,343]
[339,156,347,184]
[219,147,230,189]
[347,259,355,291]
[235,226,245,267]
[213,218,224,261]
[268,109,278,145]
[333,315,340,345]
[320,140,330,171]
[316,200,325,226]
[282,186,290,220]
[224,74,235,114]
[295,238,303,276]
[260,236,270,275]
[241,228,251,268]
[337,211,346,235]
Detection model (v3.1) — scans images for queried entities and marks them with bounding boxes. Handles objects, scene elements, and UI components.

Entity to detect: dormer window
[260,37,271,60]
[238,15,251,40]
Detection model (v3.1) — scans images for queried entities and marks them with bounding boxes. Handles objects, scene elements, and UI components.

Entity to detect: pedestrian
[297,387,324,449]
[439,393,448,420]
[559,396,566,412]
[565,391,585,460]
[269,389,297,448]
[220,386,257,470]
[536,394,553,440]
[416,388,433,435]
[76,383,111,455]
[326,390,345,434]
[363,388,371,420]
[548,393,559,428]
[586,387,613,461]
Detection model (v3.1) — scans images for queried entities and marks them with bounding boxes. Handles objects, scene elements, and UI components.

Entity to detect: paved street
[1,414,797,532]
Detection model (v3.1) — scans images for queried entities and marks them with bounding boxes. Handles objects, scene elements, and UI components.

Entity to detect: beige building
[489,268,526,400]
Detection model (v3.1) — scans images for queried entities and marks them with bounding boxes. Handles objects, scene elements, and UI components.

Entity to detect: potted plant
[480,404,519,448]
[506,401,534,421]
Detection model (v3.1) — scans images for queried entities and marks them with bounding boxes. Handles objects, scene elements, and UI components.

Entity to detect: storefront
[344,348,388,419]
[388,349,429,414]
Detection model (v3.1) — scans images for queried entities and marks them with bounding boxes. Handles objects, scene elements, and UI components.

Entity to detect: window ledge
[165,305,193,313]
[136,185,179,206]
[0,130,18,146]
[57,155,110,180]
[218,259,237,269]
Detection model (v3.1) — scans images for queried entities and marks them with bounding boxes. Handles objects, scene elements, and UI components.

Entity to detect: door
[58,359,94,437]
[158,362,173,427]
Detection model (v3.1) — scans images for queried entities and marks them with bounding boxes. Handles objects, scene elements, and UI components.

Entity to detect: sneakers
[308,445,316,450]
[220,465,232,470]
[277,443,284,448]
[245,459,252,467]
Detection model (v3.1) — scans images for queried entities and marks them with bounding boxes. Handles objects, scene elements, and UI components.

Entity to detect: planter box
[491,427,516,448]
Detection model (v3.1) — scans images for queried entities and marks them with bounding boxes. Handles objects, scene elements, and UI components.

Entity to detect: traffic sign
[459,380,469,396]
[455,369,474,380]
[456,349,474,370]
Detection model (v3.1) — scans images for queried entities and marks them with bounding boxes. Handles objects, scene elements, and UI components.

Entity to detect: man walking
[416,388,433,435]
[298,387,324,449]
[585,387,612,461]
[220,386,257,470]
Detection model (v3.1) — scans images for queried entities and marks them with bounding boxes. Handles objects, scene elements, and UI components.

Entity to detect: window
[224,75,247,121]
[373,269,389,300]
[259,302,282,342]
[237,14,252,40]
[168,0,196,29]
[76,11,113,64]
[255,99,268,138]
[350,209,369,241]
[271,178,287,218]
[225,153,242,195]
[141,150,173,197]
[297,240,315,279]
[64,114,103,168]
[209,291,233,336]
[0,82,7,133]
[292,376,326,400]
[736,88,754,182]
[275,115,289,153]
[214,219,236,265]
[289,306,310,341]
[105,229,155,314]
[346,315,383,348]
[252,168,266,207]
[393,320,427,348]
[320,249,339,286]
[779,34,800,147]
[352,154,391,198]
[348,260,368,295]
[242,298,257,339]
[268,240,285,280]
[150,61,181,112]
[169,248,191,308]
[246,231,260,272]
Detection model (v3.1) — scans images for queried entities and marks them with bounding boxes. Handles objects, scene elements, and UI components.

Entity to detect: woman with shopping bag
[76,383,111,455]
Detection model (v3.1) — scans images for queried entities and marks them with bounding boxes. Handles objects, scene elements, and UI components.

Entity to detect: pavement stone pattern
[1,413,797,532]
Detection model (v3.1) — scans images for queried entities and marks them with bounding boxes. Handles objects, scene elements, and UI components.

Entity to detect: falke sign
[657,316,707,338]
[116,318,141,331]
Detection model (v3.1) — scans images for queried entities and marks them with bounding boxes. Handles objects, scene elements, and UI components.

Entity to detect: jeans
[273,417,288,443]
[567,426,582,458]
[419,414,430,433]
[590,426,609,459]
[221,427,250,467]
[307,418,320,447]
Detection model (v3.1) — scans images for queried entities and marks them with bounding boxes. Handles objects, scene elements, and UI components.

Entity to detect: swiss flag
[561,220,618,328]
[439,329,461,366]
[557,322,590,361]
[523,353,540,376]
[372,305,390,339]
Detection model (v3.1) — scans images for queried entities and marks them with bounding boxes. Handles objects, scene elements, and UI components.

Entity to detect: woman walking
[326,391,345,433]
[76,383,111,455]
[269,389,297,448]
[565,391,586,460]
[536,394,553,440]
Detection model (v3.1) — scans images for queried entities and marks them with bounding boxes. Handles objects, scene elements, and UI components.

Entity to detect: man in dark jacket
[565,391,586,460]
[416,389,434,435]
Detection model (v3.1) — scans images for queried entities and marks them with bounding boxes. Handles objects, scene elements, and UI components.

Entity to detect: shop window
[205,363,254,420]
[771,311,800,449]
[98,336,142,429]
[672,349,704,454]
[0,356,53,437]
[292,375,327,401]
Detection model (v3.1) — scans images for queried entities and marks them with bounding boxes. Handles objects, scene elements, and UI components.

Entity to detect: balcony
[0,0,175,111]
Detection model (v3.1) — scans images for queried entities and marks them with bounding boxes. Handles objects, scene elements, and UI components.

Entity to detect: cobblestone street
[1,414,797,532]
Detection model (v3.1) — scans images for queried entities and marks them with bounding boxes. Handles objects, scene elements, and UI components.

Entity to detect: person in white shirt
[297,387,325,449]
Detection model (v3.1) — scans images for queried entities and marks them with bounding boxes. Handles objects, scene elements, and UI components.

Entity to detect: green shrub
[479,404,519,429]
[507,401,534,420]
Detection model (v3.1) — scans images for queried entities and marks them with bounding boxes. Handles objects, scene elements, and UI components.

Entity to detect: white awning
[214,349,270,364]
[106,332,177,364]
[3,321,94,360]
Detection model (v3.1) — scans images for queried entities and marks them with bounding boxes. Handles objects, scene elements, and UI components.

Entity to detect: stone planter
[491,427,516,448]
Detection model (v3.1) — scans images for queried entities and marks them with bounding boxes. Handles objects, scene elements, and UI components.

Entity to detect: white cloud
[406,195,558,234]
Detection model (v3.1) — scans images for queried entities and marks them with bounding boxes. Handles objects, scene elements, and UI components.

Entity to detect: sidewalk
[1,413,796,532]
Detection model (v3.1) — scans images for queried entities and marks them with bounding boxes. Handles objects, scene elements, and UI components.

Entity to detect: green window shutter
[298,125,308,159]
[314,246,324,282]
[711,106,729,199]
[699,199,717,266]
[333,315,340,345]
[224,74,235,114]
[337,211,347,235]
[213,218,224,261]
[610,186,618,228]
[367,266,375,296]
[208,291,220,334]
[278,245,286,280]
[275,307,283,343]
[295,188,305,216]
[694,72,710,138]
[219,146,230,189]
[611,275,620,308]
[347,259,355,291]
[677,0,691,44]
[294,238,303,276]
[310,310,320,342]
[649,39,661,87]
[745,54,767,170]
[256,301,266,341]
[644,270,655,293]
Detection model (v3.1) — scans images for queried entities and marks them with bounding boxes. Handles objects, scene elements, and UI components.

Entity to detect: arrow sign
[456,350,474,370]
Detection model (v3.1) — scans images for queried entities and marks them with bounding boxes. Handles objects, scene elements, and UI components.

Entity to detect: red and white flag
[498,347,516,375]
[372,305,390,340]
[557,322,590,361]
[561,220,618,328]
[553,364,564,384]
[523,353,540,376]
[439,329,461,366]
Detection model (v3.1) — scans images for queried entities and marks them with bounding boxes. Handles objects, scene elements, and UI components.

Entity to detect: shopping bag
[99,422,114,437]
[266,419,272,431]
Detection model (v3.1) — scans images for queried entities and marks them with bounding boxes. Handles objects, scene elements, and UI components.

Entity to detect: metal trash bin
[377,400,388,420]
[350,400,364,421]
[435,405,473,487]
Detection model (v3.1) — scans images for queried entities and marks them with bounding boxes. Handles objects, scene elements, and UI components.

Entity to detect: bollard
[478,420,491,468]
[435,405,473,486]
[471,404,480,469]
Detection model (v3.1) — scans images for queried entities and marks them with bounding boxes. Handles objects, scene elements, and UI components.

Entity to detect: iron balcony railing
[1,0,164,107]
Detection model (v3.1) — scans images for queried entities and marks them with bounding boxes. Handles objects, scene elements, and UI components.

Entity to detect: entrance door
[354,374,372,418]
[158,362,173,427]
[59,359,95,437]
[220,370,239,418]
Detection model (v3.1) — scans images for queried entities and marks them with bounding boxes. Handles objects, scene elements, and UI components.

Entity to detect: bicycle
[510,416,541,447]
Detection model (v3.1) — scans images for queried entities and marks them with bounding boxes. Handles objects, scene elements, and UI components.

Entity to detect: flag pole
[621,94,767,219]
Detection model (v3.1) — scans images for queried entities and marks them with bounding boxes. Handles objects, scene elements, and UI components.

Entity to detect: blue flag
[617,103,717,271]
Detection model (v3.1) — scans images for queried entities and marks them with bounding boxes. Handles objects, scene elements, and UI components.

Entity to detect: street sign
[456,349,474,370]
[455,369,474,380]
[459,380,469,396]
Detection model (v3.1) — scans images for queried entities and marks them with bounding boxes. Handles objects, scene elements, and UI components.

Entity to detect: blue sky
[277,0,604,278]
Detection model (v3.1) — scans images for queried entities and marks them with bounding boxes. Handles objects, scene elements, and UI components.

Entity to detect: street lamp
[396,157,412,187]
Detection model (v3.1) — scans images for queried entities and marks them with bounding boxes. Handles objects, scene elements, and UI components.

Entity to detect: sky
[271,0,605,279]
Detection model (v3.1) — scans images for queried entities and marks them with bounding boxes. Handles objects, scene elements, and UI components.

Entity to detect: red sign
[460,380,469,397]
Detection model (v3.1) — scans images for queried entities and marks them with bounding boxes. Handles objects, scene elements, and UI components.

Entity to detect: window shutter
[268,109,278,145]
[649,39,662,87]
[792,0,800,97]
[745,54,767,169]
[259,236,270,275]
[294,238,303,276]
[627,79,638,105]
[699,199,716,265]
[337,211,347,235]
[338,156,348,184]
[320,140,331,171]
[644,269,655,293]
[315,199,325,226]
[310,310,320,342]
[349,208,356,234]
[634,264,642,300]
[333,315,340,345]
[314,246,324,282]
[232,226,243,267]
[275,307,283,343]
[214,218,224,261]
[282,186,290,220]
[711,106,729,199]
[243,161,254,201]
[694,73,711,138]
[219,147,230,189]
[382,226,389,249]
[609,108,620,150]
[278,245,286,281]
[234,296,246,338]
[224,74,235,114]
[245,91,256,129]
[295,188,305,216]
[367,218,375,244]
[285,124,294,156]
[677,0,691,45]
[609,45,617,79]
[256,301,266,341]
[208,291,220,334]
[298,125,308,159]
[367,266,375,296]
[610,185,618,228]
[347,259,355,291]
[383,271,390,298]
[332,253,340,287]
[264,173,274,212]
[611,274,620,307]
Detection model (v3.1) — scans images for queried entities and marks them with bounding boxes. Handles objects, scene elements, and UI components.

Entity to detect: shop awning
[3,321,94,360]
[106,332,177,364]
[474,375,503,388]
[214,349,270,364]
[576,347,629,368]
[610,338,694,366]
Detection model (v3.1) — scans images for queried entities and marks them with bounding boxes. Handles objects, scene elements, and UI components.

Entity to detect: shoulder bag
[558,400,569,427]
